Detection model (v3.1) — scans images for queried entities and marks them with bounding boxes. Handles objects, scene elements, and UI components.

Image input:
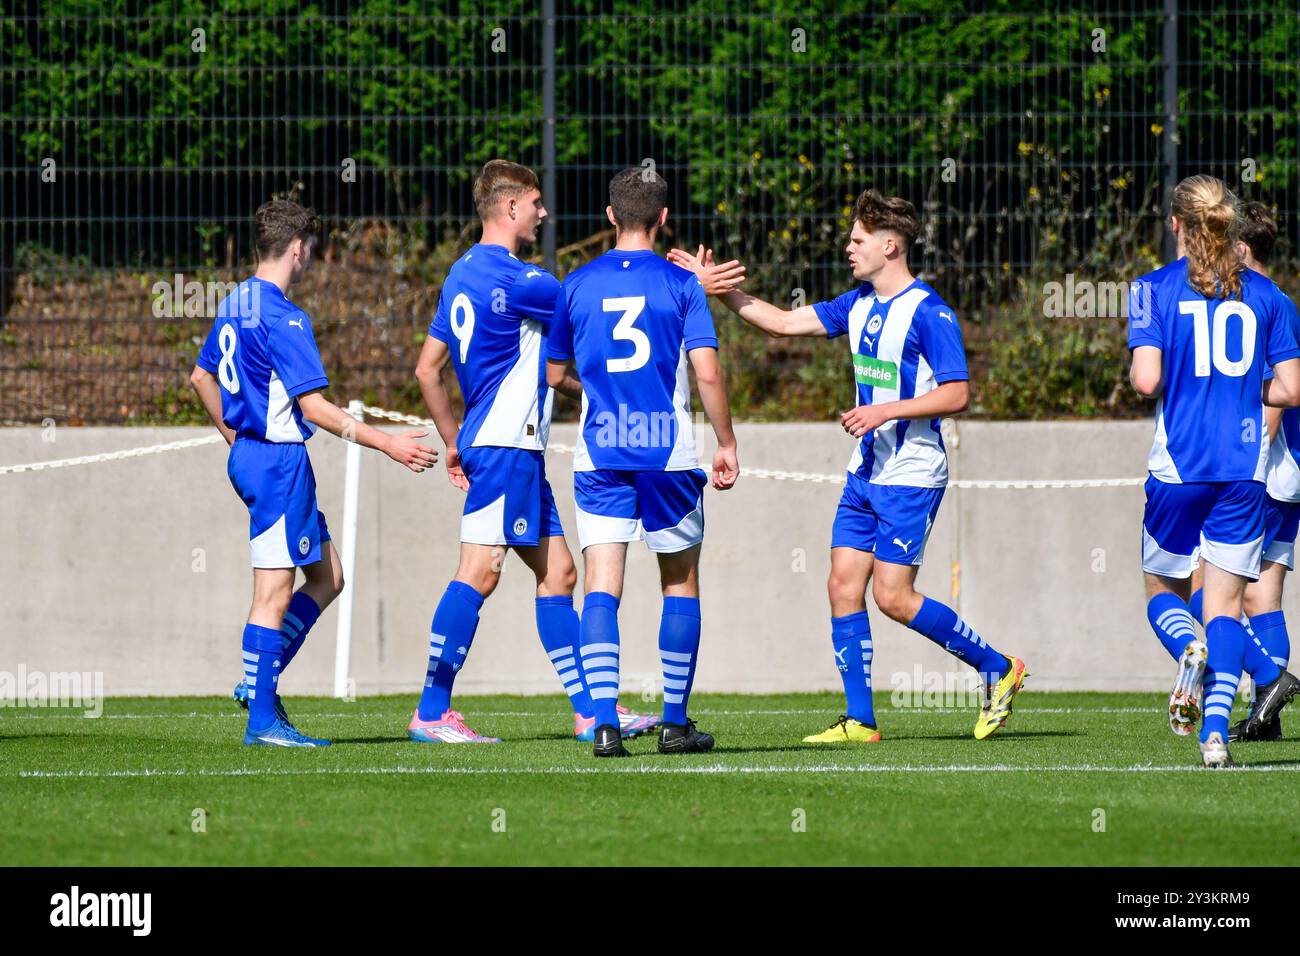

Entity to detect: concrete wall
[4,420,1287,698]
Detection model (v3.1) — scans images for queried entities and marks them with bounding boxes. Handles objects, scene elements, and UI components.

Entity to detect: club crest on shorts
[298,536,310,556]
[513,517,528,536]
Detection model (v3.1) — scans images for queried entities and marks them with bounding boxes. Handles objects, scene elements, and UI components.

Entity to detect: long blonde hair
[1172,175,1243,299]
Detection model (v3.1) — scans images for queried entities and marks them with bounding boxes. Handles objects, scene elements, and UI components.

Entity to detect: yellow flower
[1093,86,1110,102]
[752,151,762,162]
[798,154,810,166]
[1110,176,1129,190]
[781,229,792,241]
[716,201,727,213]
[1028,186,1041,200]
[1018,141,1034,156]
[1150,123,1163,135]
[791,182,800,193]
[1002,261,1010,272]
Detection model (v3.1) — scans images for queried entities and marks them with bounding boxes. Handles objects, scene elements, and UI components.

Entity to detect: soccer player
[408,160,659,744]
[545,167,740,758]
[1181,202,1300,743]
[191,199,438,747]
[669,189,1027,744]
[1129,176,1300,767]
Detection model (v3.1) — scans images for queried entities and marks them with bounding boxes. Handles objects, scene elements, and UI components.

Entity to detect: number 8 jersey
[197,277,330,442]
[1128,258,1300,483]
[547,249,719,472]
[428,243,561,451]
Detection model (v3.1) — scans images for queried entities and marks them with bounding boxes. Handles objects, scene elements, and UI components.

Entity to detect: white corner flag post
[334,399,364,700]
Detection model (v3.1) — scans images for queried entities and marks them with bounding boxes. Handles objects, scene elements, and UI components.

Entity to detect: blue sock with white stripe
[1202,616,1246,742]
[832,611,875,727]
[1248,610,1290,672]
[1188,588,1204,624]
[580,592,621,729]
[417,581,484,722]
[535,596,594,718]
[659,596,701,725]
[908,598,1008,683]
[242,623,284,732]
[1241,617,1282,688]
[1146,592,1198,661]
[279,591,322,671]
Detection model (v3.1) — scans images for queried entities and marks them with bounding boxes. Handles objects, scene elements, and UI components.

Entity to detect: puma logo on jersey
[892,537,912,552]
[524,269,542,278]
[939,311,953,322]
[288,317,304,329]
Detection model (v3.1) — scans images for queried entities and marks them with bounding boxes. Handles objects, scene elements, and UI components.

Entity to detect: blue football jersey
[196,277,329,442]
[814,279,968,487]
[1128,259,1300,483]
[1266,289,1300,501]
[547,249,718,471]
[429,243,560,451]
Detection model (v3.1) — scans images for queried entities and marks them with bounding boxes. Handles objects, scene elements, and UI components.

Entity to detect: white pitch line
[13,762,1300,780]
[0,706,1163,720]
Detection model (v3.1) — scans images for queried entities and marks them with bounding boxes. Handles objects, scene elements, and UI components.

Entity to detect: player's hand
[712,443,739,490]
[840,405,889,438]
[668,245,746,296]
[445,446,469,492]
[385,430,439,473]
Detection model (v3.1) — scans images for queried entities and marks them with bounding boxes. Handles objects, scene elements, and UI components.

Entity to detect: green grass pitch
[3,692,1300,866]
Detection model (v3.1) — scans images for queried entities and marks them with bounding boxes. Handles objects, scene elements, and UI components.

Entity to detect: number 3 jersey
[196,277,329,442]
[547,249,719,472]
[814,279,968,487]
[428,243,561,451]
[1127,258,1300,484]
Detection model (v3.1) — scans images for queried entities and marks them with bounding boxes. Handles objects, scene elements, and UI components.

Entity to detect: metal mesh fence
[2,2,1298,424]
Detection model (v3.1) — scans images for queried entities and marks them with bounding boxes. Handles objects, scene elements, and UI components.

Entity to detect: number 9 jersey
[196,277,330,443]
[1128,259,1300,483]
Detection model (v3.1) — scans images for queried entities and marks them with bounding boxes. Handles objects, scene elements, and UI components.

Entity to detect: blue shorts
[1142,476,1265,579]
[1262,495,1300,570]
[574,468,708,553]
[227,437,331,569]
[831,474,945,566]
[459,445,564,548]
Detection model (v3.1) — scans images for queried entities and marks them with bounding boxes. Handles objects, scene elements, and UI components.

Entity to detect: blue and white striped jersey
[429,243,561,451]
[1266,289,1300,501]
[814,279,968,487]
[196,277,328,443]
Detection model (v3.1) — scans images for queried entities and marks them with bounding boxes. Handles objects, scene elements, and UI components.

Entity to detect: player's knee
[826,569,862,607]
[546,559,578,596]
[871,580,913,623]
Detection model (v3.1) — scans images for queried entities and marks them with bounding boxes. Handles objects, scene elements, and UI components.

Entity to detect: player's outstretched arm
[415,335,469,490]
[840,381,970,439]
[189,365,236,446]
[1265,358,1300,408]
[668,245,825,338]
[545,358,583,400]
[1129,345,1163,398]
[297,390,438,474]
[688,347,739,490]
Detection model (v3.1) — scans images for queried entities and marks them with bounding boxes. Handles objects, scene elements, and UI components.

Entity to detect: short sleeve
[682,275,718,351]
[507,265,562,326]
[1266,290,1300,369]
[269,311,330,397]
[428,287,451,343]
[916,303,969,383]
[1127,278,1163,350]
[812,287,861,338]
[546,285,575,361]
[196,319,221,373]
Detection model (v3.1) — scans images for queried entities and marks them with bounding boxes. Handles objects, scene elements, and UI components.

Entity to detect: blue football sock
[908,597,1007,683]
[1248,609,1290,672]
[535,595,594,718]
[1202,616,1246,742]
[417,581,484,721]
[279,591,322,672]
[659,596,702,725]
[1241,617,1282,688]
[580,592,622,729]
[1146,592,1198,661]
[242,623,284,732]
[1188,588,1204,625]
[831,611,875,727]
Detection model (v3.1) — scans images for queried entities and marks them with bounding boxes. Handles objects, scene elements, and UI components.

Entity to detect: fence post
[542,0,558,273]
[1161,0,1179,262]
[334,399,364,700]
